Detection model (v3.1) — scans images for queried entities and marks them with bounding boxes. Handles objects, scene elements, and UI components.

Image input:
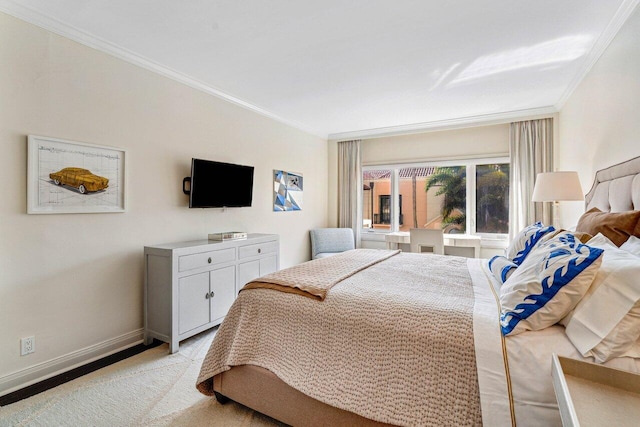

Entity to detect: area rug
[0,329,284,426]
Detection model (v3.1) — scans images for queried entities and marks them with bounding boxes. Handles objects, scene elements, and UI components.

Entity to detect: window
[379,195,391,224]
[361,159,509,238]
[378,195,402,225]
[362,169,391,230]
[476,164,509,234]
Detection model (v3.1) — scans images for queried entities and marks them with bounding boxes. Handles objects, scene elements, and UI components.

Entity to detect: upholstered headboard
[584,155,640,213]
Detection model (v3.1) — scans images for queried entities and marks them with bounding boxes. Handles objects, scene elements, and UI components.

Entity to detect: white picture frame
[27,135,127,214]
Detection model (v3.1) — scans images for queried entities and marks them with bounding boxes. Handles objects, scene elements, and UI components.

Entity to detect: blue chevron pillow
[506,222,556,265]
[500,232,604,336]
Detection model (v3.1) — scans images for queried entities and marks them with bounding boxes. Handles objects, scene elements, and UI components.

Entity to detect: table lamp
[532,171,584,226]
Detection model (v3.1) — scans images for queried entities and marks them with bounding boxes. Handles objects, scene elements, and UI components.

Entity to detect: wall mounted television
[183,158,254,208]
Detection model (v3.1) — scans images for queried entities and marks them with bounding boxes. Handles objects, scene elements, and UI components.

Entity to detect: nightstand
[551,354,640,426]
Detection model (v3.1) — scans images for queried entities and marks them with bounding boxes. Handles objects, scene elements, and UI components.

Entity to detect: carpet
[0,329,284,426]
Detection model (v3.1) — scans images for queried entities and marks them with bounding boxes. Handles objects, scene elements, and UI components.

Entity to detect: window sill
[360,230,388,242]
[361,229,509,249]
[479,238,508,249]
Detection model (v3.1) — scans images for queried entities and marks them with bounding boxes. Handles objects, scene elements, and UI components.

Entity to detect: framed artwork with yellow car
[27,135,126,214]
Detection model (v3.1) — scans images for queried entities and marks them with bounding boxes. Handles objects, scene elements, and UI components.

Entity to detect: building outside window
[378,195,391,224]
[362,169,391,230]
[361,159,509,239]
[378,195,403,225]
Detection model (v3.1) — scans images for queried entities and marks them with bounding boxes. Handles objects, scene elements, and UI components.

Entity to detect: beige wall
[0,13,328,391]
[558,6,640,227]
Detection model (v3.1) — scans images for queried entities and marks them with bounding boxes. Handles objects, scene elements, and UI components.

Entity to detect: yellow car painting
[49,167,109,194]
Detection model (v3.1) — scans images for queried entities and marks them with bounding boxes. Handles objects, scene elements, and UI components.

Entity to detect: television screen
[188,159,254,208]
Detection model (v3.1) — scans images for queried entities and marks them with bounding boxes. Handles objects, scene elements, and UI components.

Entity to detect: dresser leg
[143,333,153,346]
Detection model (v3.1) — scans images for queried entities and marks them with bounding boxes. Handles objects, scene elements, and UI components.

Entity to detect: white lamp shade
[532,171,584,202]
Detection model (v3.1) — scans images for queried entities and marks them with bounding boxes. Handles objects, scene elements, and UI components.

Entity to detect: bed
[196,156,640,426]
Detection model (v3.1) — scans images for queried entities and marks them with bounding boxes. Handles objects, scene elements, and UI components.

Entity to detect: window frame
[361,156,509,244]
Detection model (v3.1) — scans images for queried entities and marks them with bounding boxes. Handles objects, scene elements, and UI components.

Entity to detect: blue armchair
[310,228,355,259]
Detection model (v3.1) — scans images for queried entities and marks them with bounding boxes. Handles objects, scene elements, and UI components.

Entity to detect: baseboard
[0,329,144,397]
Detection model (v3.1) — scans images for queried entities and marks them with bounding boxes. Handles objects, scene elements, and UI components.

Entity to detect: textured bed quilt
[242,248,400,300]
[197,250,513,426]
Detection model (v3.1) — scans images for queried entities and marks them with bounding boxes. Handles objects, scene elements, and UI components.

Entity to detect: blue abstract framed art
[273,170,303,211]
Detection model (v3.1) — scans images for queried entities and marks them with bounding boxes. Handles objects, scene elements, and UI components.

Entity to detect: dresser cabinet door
[210,266,236,323]
[259,255,277,276]
[238,260,260,296]
[178,272,210,334]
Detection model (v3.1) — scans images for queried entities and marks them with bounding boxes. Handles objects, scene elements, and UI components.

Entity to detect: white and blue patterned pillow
[506,222,556,265]
[488,255,518,285]
[500,232,604,336]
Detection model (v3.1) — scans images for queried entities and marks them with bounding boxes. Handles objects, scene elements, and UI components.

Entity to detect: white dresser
[144,233,279,353]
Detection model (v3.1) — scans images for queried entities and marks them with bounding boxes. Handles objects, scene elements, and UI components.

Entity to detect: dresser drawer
[178,248,236,272]
[238,241,278,259]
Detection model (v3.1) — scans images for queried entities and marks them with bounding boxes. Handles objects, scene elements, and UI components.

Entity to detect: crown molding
[0,1,324,139]
[328,106,558,141]
[555,0,640,109]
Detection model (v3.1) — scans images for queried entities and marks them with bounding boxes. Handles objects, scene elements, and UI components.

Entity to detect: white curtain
[509,118,554,239]
[337,140,362,247]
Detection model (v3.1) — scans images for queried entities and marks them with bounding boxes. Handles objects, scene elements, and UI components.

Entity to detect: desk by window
[385,232,481,258]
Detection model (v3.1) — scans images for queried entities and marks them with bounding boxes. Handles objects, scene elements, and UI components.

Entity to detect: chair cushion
[315,252,340,259]
[310,228,355,259]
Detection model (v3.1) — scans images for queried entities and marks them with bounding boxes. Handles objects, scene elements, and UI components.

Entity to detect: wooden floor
[0,340,162,407]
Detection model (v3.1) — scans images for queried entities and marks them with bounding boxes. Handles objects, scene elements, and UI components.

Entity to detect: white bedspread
[506,325,640,426]
[469,259,514,426]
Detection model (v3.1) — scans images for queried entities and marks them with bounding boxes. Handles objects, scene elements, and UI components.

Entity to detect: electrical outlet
[21,336,35,356]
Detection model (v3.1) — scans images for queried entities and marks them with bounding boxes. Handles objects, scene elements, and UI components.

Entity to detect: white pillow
[620,235,640,257]
[488,255,517,285]
[500,232,603,336]
[506,222,556,265]
[562,233,616,322]
[585,232,617,246]
[562,233,640,362]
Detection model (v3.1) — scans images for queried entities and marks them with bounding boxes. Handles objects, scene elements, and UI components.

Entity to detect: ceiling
[2,0,638,138]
